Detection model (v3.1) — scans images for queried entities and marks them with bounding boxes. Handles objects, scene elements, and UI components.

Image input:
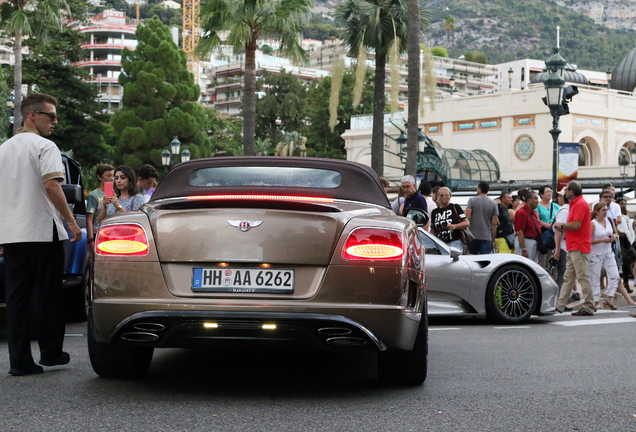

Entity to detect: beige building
[343,83,636,186]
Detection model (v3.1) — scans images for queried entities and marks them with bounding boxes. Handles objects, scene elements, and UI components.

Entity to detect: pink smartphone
[104,181,114,198]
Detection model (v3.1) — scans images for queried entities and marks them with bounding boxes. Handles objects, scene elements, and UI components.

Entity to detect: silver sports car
[419,229,558,324]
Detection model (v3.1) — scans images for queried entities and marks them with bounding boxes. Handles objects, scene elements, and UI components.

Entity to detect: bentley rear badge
[227,220,263,232]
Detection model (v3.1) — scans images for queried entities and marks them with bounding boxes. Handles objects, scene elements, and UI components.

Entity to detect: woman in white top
[589,202,620,310]
[588,202,636,310]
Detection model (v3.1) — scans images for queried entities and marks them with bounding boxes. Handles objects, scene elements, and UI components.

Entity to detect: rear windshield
[189,167,342,189]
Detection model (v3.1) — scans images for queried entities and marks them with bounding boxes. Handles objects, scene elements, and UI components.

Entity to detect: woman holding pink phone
[86,164,115,243]
[97,165,145,223]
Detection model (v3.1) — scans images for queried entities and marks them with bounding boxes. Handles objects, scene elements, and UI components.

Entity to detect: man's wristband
[67,219,77,225]
[521,248,527,251]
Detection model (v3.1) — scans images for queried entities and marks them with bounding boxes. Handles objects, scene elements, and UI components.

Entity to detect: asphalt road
[1,310,636,431]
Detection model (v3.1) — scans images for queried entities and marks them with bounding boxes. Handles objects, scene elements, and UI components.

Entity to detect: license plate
[192,268,294,293]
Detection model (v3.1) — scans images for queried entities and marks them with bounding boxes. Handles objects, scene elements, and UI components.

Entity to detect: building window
[578,140,592,166]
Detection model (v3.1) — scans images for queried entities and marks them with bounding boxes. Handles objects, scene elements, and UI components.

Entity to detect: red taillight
[343,228,405,260]
[185,194,335,203]
[96,224,149,256]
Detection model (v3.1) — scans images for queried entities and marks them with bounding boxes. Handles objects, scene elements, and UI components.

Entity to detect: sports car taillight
[343,228,405,260]
[96,224,149,256]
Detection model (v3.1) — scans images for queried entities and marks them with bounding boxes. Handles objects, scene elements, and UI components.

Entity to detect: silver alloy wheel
[493,269,535,319]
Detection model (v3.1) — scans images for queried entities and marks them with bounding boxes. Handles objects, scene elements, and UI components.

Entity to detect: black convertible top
[151,157,391,208]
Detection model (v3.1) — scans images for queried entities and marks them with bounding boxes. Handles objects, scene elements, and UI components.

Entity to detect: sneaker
[39,352,70,367]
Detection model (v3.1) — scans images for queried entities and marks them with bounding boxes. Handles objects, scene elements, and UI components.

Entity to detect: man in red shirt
[553,180,595,316]
[514,190,541,262]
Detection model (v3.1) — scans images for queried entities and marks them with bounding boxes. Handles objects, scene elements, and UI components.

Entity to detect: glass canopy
[416,146,500,189]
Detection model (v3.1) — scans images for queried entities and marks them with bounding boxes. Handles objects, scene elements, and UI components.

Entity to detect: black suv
[0,153,90,321]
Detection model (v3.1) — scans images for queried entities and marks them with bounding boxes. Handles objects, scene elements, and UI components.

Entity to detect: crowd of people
[385,176,636,317]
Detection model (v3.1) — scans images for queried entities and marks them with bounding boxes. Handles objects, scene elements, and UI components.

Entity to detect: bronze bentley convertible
[89,157,427,384]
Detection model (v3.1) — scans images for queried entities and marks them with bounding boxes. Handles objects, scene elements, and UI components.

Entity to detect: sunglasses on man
[34,111,57,121]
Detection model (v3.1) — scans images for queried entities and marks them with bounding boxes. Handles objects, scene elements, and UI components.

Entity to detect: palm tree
[336,0,408,176]
[197,0,311,156]
[1,0,68,133]
[405,0,423,176]
[443,15,455,42]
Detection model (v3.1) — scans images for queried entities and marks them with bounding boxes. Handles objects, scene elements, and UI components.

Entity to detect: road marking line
[64,334,84,337]
[430,327,461,331]
[551,317,636,326]
[493,326,531,329]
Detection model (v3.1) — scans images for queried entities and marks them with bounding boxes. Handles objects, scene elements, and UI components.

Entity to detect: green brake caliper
[495,281,503,308]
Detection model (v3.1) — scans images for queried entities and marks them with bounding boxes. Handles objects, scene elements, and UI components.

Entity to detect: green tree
[255,70,308,144]
[205,107,243,156]
[0,0,69,133]
[464,50,487,64]
[336,0,409,176]
[21,4,110,167]
[443,14,455,41]
[431,46,448,57]
[304,68,374,159]
[197,0,312,156]
[111,16,209,169]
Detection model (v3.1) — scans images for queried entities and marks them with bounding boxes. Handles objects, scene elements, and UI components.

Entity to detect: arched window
[579,140,592,166]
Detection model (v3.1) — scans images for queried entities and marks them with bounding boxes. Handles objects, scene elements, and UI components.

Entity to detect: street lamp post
[161,136,191,172]
[508,68,513,89]
[543,48,567,195]
[619,153,629,194]
[384,122,428,173]
[606,69,612,90]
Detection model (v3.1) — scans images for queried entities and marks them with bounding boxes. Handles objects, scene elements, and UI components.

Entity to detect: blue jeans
[468,239,492,255]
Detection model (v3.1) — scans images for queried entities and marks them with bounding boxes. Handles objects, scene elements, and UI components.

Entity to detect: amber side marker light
[343,228,405,260]
[96,225,149,256]
[185,194,335,203]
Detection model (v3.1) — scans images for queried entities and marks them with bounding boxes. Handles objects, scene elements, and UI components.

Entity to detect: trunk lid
[149,207,351,265]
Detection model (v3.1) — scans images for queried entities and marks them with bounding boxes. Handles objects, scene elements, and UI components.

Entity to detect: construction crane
[183,0,200,84]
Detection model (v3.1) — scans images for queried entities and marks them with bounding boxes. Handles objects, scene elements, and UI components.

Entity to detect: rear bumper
[102,310,388,351]
[91,302,422,351]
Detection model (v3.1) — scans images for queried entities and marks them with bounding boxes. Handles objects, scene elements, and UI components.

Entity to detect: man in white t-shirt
[0,93,81,376]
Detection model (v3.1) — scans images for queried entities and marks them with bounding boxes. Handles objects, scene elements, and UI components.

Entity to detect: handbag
[460,227,475,245]
[539,204,556,250]
[542,227,556,250]
[451,204,474,245]
[529,212,548,254]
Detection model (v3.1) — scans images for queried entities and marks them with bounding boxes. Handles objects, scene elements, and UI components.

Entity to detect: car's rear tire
[485,264,538,324]
[377,314,428,385]
[87,316,153,379]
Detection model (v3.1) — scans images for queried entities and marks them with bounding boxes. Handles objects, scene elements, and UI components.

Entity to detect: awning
[589,78,608,85]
